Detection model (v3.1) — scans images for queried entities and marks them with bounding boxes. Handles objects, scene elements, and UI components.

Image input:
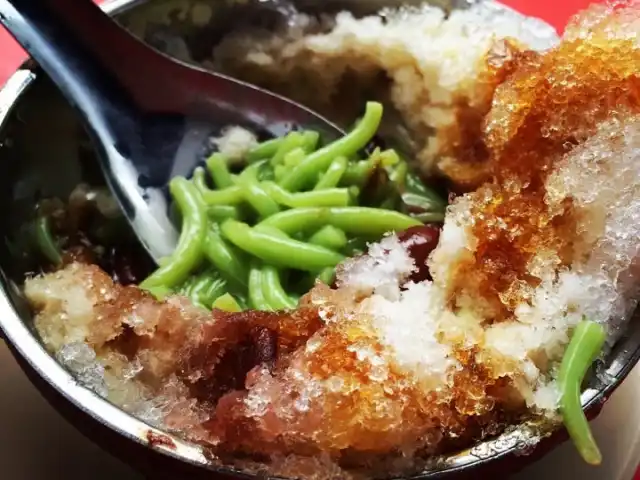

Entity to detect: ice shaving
[20,1,640,479]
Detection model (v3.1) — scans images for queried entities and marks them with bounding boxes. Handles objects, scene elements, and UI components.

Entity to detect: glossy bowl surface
[0,1,638,478]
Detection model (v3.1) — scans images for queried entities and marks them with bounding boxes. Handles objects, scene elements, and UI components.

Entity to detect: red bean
[397,224,441,283]
[331,224,441,289]
[252,327,278,369]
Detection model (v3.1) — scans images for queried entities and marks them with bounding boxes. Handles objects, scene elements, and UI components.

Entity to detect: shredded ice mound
[212,1,558,190]
[211,126,258,164]
[543,117,640,338]
[20,2,640,479]
[429,0,640,407]
[335,234,416,295]
[25,255,523,478]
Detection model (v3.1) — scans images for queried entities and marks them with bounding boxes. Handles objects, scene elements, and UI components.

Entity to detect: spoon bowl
[0,0,343,262]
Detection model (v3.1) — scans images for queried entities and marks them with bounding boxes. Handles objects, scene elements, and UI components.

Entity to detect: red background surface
[2,0,639,479]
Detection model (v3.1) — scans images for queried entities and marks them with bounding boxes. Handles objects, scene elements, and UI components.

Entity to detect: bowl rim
[0,0,639,478]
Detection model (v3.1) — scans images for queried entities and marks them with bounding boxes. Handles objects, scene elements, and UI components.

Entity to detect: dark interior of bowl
[1,0,640,479]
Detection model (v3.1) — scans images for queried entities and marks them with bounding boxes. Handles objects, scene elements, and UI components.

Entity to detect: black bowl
[0,1,638,478]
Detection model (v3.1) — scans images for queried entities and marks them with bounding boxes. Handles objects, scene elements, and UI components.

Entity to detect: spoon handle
[0,0,187,257]
[0,0,176,112]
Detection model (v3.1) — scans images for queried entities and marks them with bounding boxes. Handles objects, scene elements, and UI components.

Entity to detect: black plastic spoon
[0,0,343,261]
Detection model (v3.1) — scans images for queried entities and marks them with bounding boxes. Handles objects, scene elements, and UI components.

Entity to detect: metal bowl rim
[0,0,638,478]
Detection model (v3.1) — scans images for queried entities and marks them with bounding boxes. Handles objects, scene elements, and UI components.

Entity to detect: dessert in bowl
[2,0,640,479]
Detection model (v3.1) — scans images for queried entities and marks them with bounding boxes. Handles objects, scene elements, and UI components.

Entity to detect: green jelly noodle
[140,177,207,290]
[559,320,606,465]
[140,101,446,311]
